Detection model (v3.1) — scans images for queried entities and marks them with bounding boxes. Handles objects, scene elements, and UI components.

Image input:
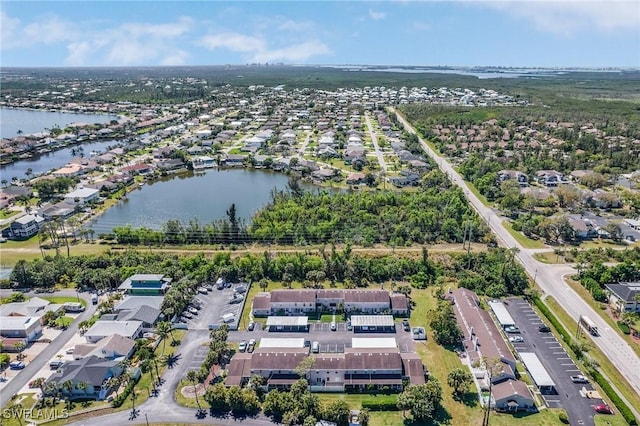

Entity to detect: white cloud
[368,9,387,20]
[199,32,331,63]
[252,41,332,63]
[199,33,266,53]
[408,21,431,32]
[2,12,77,49]
[485,1,639,35]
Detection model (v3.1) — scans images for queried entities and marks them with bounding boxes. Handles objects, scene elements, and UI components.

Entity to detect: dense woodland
[8,247,529,304]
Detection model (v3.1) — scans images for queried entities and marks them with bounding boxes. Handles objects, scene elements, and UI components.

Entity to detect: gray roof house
[72,334,136,360]
[605,282,640,313]
[44,355,124,401]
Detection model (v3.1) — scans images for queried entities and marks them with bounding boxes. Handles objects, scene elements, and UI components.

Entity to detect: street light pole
[145,413,149,426]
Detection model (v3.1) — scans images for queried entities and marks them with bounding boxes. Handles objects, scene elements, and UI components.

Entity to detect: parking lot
[227,320,417,353]
[179,284,247,331]
[504,297,605,426]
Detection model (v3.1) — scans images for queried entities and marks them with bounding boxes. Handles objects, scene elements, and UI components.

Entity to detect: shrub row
[532,296,638,426]
[617,321,631,335]
[111,374,140,408]
[588,368,638,425]
[361,395,399,411]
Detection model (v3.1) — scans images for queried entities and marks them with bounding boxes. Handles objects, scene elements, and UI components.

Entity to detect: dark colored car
[539,325,551,333]
[247,321,255,331]
[402,319,410,331]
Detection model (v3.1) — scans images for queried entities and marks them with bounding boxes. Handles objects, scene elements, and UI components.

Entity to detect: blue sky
[1,1,639,68]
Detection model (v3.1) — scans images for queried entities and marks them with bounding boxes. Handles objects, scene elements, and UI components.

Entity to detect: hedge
[532,296,638,426]
[361,400,399,411]
[617,321,630,335]
[588,368,638,425]
[111,374,141,408]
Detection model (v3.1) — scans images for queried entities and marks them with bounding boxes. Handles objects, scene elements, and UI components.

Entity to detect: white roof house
[84,321,143,343]
[351,337,397,349]
[64,187,99,205]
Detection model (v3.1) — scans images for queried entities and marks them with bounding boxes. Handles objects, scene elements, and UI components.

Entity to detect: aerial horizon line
[1,64,639,71]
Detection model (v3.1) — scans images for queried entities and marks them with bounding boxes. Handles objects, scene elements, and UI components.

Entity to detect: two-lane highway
[391,107,640,400]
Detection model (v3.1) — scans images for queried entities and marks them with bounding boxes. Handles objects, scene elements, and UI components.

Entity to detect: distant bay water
[0,107,118,139]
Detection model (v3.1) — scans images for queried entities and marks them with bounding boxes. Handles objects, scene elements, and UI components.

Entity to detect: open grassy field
[502,221,547,249]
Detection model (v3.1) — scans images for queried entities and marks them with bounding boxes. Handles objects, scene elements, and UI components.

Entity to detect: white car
[238,341,248,352]
[65,347,75,354]
[509,336,524,343]
[197,287,208,294]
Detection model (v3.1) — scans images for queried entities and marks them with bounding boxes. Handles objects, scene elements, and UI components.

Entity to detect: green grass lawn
[0,240,109,266]
[502,221,547,249]
[54,316,74,327]
[0,209,20,220]
[41,296,86,306]
[562,277,640,358]
[462,181,493,208]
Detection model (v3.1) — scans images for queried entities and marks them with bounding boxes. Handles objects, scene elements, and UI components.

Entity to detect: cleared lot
[504,297,605,426]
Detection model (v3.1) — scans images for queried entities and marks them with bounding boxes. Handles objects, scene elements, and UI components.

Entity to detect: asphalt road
[0,290,98,408]
[392,107,640,402]
[364,112,388,173]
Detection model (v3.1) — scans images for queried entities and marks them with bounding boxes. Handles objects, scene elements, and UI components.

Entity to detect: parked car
[247,321,255,331]
[538,325,551,333]
[402,319,411,332]
[65,347,75,354]
[346,320,353,331]
[182,311,193,319]
[204,283,214,291]
[311,341,320,353]
[570,375,589,384]
[330,322,337,331]
[49,360,65,369]
[509,336,524,343]
[235,284,247,293]
[238,341,248,352]
[594,404,613,414]
[197,287,208,294]
[188,307,199,315]
[505,326,520,333]
[248,339,256,352]
[216,278,226,290]
[9,361,25,370]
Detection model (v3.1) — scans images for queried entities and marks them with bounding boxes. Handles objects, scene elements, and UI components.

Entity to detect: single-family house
[84,321,143,344]
[44,355,124,401]
[498,170,529,187]
[605,282,640,313]
[71,334,136,361]
[9,214,45,239]
[0,316,42,341]
[64,187,100,205]
[536,170,565,187]
[118,274,172,295]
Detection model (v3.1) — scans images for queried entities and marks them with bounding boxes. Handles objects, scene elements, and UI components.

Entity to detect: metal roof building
[519,352,556,393]
[351,337,397,349]
[259,338,306,348]
[351,315,395,333]
[265,316,308,332]
[488,300,516,329]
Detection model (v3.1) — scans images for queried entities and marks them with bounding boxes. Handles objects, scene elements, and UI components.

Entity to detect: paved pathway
[364,112,387,173]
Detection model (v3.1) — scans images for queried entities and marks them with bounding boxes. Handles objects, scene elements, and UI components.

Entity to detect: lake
[0,139,121,180]
[0,107,119,139]
[87,168,338,234]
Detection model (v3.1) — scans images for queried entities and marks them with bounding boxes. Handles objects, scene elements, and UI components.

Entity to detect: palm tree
[156,321,172,352]
[186,370,202,411]
[44,381,59,406]
[25,168,33,180]
[62,380,74,407]
[76,381,88,397]
[8,402,23,426]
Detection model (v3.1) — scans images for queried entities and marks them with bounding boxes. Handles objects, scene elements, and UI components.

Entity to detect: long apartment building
[451,288,535,412]
[252,289,409,317]
[226,338,425,392]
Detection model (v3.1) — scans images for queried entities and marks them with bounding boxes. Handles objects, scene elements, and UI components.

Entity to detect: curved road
[391,107,640,399]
